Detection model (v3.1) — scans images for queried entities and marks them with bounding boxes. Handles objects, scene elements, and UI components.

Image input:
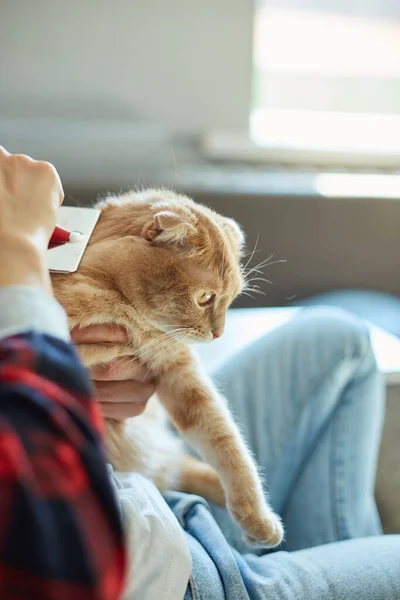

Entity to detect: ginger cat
[52,189,283,547]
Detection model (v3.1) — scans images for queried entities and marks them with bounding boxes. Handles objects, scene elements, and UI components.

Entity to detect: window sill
[202,126,400,171]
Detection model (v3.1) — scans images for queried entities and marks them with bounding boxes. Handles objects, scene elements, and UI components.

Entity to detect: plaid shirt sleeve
[0,331,126,600]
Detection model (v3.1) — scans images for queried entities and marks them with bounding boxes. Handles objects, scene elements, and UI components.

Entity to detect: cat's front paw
[243,509,284,548]
[229,502,284,548]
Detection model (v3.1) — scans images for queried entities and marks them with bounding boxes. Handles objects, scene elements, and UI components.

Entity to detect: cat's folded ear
[222,217,245,253]
[142,211,196,244]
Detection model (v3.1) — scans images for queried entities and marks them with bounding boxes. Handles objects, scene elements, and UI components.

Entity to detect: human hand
[0,146,64,292]
[71,324,156,420]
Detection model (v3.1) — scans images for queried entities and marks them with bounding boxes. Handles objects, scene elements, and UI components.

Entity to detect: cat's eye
[197,292,215,306]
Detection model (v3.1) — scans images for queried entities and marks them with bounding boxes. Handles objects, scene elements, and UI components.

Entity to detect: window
[251,0,400,162]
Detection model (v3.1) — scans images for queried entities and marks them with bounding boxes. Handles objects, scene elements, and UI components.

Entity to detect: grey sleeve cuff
[0,286,70,342]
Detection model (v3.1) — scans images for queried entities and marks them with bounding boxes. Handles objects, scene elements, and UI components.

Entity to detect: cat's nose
[212,330,221,339]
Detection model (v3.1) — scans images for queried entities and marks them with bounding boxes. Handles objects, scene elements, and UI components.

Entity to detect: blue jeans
[165,308,400,599]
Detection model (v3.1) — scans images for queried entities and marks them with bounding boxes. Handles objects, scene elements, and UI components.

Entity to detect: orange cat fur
[51,189,283,547]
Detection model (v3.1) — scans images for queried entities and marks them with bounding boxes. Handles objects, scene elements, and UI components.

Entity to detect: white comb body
[47,206,100,273]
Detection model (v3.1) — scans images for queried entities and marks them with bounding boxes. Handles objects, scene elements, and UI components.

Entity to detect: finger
[0,146,11,158]
[37,160,64,205]
[12,152,35,165]
[90,356,154,382]
[94,379,156,403]
[100,400,148,420]
[90,357,153,382]
[56,175,64,206]
[71,324,129,345]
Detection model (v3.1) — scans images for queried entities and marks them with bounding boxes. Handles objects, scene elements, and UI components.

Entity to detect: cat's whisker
[118,353,139,366]
[243,281,262,289]
[160,324,193,330]
[245,256,287,275]
[168,332,194,348]
[153,340,186,362]
[142,342,181,379]
[141,341,178,361]
[139,328,190,354]
[251,253,274,267]
[244,267,264,277]
[170,328,194,336]
[156,329,194,353]
[242,233,260,272]
[139,332,170,352]
[245,276,272,285]
[242,248,262,259]
[110,354,136,372]
[243,281,267,293]
[242,251,286,297]
[245,283,271,292]
[260,259,287,268]
[163,332,193,343]
[242,256,273,278]
[144,329,192,363]
[242,256,287,292]
[243,287,267,297]
[143,332,191,377]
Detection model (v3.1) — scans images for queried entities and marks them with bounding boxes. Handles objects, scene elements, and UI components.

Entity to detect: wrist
[0,234,52,294]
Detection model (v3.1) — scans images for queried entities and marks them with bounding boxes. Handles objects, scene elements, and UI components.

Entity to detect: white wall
[0,0,253,132]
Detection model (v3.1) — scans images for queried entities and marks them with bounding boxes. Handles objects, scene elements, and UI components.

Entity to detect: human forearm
[0,233,51,293]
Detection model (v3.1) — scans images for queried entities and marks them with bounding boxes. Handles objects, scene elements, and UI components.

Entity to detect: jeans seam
[188,575,198,600]
[330,359,378,541]
[279,348,371,521]
[330,393,349,540]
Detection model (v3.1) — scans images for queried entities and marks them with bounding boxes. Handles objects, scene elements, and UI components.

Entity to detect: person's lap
[165,308,400,599]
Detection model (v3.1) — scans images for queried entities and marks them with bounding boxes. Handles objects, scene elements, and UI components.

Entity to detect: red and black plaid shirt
[0,332,126,599]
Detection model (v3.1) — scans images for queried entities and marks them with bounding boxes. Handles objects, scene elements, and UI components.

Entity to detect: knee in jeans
[300,307,375,364]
